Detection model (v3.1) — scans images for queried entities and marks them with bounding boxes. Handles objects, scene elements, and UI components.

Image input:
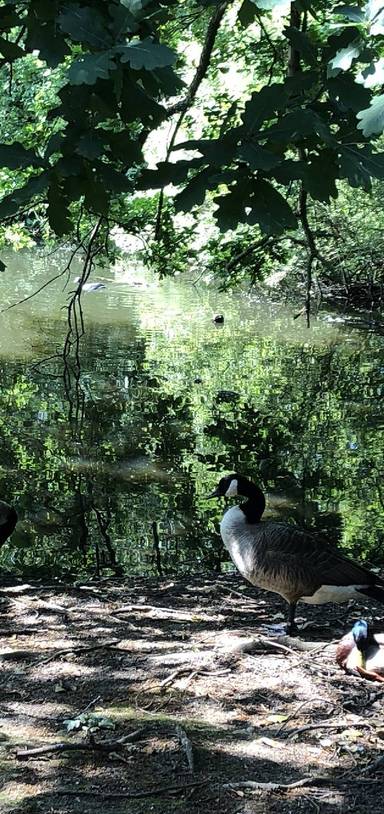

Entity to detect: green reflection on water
[0,249,383,577]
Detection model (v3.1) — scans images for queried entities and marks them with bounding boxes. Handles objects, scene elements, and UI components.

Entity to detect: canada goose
[208,473,384,635]
[336,620,384,682]
[0,501,17,547]
[74,277,106,292]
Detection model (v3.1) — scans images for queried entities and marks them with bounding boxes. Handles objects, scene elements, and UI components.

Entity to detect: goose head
[352,619,369,651]
[207,473,266,520]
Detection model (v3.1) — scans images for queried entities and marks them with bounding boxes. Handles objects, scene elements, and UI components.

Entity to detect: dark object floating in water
[336,620,384,682]
[207,473,384,636]
[213,314,224,324]
[74,277,106,292]
[0,501,18,548]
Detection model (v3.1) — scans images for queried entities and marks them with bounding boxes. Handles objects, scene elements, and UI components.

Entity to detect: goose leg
[287,602,298,636]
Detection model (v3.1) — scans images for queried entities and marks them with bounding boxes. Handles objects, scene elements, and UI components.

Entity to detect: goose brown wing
[260,522,383,591]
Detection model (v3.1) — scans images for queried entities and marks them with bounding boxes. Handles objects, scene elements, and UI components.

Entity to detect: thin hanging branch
[154,1,230,239]
[167,1,230,116]
[63,217,104,420]
[299,187,322,327]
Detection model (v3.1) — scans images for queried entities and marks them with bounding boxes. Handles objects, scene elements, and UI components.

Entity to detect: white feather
[301,584,368,605]
[225,479,238,498]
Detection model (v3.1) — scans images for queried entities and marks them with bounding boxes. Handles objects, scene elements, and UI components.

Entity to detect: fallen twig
[45,780,208,799]
[176,725,194,774]
[275,699,335,736]
[30,639,121,668]
[74,695,102,718]
[159,666,231,689]
[224,776,330,792]
[284,721,373,739]
[15,730,145,759]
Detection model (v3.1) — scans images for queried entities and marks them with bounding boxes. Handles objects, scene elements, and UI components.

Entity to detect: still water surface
[0,248,383,577]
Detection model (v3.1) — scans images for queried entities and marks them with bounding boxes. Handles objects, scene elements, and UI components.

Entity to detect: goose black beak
[206,487,221,499]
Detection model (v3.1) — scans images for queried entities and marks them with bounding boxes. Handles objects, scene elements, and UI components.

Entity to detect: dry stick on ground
[223,777,332,792]
[46,780,209,799]
[176,725,194,774]
[28,639,121,668]
[15,730,145,760]
[275,699,336,736]
[74,695,102,717]
[284,721,373,740]
[111,603,209,619]
[158,666,231,689]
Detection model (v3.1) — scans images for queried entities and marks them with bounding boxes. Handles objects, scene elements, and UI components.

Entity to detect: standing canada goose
[0,501,17,548]
[336,620,384,682]
[208,473,384,635]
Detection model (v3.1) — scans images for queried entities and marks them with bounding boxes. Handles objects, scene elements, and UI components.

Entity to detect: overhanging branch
[167,1,231,116]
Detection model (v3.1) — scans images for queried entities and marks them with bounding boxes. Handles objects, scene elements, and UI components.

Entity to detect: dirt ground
[1,573,384,814]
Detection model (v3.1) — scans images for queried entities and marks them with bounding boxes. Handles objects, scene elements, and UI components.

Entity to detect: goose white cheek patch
[225,479,238,497]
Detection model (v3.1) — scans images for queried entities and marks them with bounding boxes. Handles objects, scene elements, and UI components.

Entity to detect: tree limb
[167,1,231,116]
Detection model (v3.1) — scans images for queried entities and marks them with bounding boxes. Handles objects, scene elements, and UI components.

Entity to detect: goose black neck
[237,479,265,524]
[0,509,17,547]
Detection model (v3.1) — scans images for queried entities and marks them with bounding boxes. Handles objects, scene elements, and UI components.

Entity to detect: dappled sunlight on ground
[1,574,384,813]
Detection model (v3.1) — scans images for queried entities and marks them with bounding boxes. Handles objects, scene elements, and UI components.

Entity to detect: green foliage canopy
[1,1,384,244]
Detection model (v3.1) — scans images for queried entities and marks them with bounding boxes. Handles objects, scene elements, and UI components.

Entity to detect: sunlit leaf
[328,41,362,76]
[335,5,366,22]
[357,94,384,135]
[368,0,384,34]
[250,0,288,9]
[357,58,384,87]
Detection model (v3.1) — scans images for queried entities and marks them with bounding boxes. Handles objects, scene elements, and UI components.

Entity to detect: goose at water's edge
[336,620,384,682]
[208,473,384,635]
[0,501,17,548]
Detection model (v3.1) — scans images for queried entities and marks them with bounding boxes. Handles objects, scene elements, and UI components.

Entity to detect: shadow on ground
[1,574,384,813]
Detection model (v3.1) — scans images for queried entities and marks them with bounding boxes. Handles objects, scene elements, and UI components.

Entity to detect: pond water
[0,248,384,578]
